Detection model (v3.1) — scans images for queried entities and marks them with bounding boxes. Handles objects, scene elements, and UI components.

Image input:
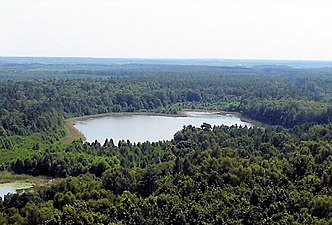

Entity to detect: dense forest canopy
[0,61,331,224]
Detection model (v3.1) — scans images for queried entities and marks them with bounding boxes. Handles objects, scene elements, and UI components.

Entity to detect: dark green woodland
[0,61,332,224]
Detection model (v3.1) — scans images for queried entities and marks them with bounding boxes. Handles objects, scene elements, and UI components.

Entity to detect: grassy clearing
[0,171,62,187]
[0,182,34,190]
[61,119,86,144]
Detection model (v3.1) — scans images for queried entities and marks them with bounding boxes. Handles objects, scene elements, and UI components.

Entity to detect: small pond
[0,182,34,200]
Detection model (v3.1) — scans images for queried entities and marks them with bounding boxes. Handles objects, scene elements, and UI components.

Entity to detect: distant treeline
[0,65,331,138]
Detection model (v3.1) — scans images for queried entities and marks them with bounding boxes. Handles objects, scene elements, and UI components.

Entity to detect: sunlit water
[74,111,253,144]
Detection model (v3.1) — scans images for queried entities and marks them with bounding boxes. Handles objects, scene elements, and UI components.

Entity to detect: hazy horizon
[1,0,332,60]
[1,56,332,62]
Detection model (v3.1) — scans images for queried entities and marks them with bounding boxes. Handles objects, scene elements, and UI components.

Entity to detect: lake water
[74,111,253,144]
[0,184,16,199]
[0,182,33,200]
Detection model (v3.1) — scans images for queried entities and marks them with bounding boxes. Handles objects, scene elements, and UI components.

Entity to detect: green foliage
[1,123,332,224]
[0,63,332,224]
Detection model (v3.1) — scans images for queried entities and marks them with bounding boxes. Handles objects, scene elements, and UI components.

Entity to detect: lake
[0,182,33,200]
[0,184,16,199]
[74,111,253,144]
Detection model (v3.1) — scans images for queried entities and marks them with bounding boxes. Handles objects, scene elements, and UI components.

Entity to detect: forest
[0,62,332,224]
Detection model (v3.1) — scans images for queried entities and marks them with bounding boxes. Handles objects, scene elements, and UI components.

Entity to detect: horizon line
[1,55,332,62]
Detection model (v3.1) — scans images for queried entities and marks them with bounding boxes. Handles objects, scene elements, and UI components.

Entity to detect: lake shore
[0,171,62,187]
[62,111,187,144]
[0,172,62,199]
[62,110,263,144]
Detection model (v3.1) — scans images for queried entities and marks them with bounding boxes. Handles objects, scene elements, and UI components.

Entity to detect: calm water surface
[0,182,34,199]
[0,184,16,199]
[74,111,253,144]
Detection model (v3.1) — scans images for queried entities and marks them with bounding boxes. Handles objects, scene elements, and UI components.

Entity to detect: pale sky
[0,0,332,60]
